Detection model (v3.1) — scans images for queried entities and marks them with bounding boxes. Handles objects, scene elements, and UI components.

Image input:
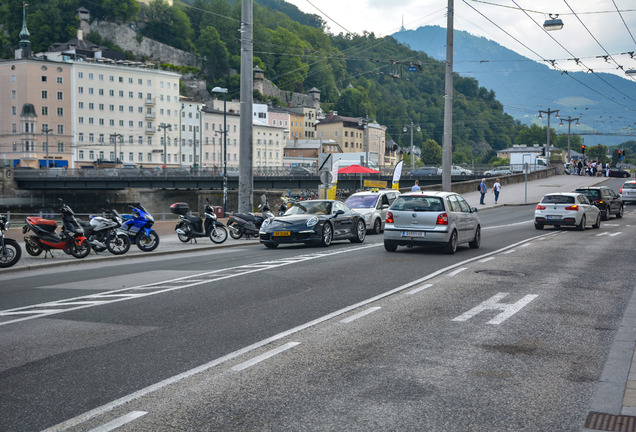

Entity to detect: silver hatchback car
[345,189,401,234]
[383,191,481,254]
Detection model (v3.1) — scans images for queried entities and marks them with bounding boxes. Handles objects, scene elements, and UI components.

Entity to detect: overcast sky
[284,0,636,78]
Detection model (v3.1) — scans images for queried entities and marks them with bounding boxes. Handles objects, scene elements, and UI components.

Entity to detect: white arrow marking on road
[452,293,538,325]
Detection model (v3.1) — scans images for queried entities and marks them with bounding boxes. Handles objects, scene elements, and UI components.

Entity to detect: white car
[345,189,400,234]
[437,165,473,176]
[483,167,512,177]
[534,192,601,230]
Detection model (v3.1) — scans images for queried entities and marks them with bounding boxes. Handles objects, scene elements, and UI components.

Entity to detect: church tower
[15,3,32,59]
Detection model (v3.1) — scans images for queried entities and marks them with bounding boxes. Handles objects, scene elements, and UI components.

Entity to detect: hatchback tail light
[536,204,546,210]
[436,213,449,225]
[386,211,394,224]
[565,204,579,211]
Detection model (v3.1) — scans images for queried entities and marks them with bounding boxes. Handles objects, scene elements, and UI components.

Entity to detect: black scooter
[227,194,274,240]
[0,214,21,268]
[170,198,228,244]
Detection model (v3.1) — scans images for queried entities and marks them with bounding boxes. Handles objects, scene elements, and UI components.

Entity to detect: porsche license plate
[402,231,425,237]
[273,231,291,237]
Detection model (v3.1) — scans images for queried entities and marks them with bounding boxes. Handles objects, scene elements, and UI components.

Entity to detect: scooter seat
[185,214,202,224]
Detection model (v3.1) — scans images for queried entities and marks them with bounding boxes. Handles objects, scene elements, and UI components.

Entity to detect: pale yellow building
[0,59,74,168]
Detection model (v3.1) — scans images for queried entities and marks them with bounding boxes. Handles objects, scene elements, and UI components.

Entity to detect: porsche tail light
[386,211,394,224]
[436,213,449,225]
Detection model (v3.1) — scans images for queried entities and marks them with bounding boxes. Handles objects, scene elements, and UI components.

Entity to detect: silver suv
[383,191,481,254]
[345,189,401,234]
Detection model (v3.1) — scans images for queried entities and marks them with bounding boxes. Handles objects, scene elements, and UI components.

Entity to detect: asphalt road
[1,178,634,431]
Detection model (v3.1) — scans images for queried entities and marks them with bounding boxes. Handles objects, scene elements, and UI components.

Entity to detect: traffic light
[618,150,622,158]
[581,144,586,154]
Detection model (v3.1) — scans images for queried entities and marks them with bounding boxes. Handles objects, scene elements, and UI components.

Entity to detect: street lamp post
[403,122,421,171]
[212,87,228,213]
[358,115,370,167]
[109,133,123,170]
[158,122,172,177]
[538,108,560,167]
[42,126,53,174]
[560,116,580,162]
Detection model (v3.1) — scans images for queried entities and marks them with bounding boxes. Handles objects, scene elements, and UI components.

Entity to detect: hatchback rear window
[541,195,575,204]
[391,196,444,212]
[623,182,636,189]
[576,190,600,199]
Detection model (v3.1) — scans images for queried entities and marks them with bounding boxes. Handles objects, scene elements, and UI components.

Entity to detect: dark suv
[574,186,623,220]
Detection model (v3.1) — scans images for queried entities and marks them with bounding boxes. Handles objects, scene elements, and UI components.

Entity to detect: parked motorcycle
[78,203,131,255]
[0,214,22,268]
[119,204,160,252]
[22,199,91,259]
[227,194,274,240]
[170,198,228,244]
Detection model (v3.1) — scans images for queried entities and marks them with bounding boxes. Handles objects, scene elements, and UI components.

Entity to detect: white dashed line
[340,307,381,323]
[231,342,300,371]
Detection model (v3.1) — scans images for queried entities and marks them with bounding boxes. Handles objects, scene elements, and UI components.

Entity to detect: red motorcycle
[23,199,91,259]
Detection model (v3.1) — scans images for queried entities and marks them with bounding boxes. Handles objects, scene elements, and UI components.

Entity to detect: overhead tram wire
[464,0,636,112]
[612,0,636,46]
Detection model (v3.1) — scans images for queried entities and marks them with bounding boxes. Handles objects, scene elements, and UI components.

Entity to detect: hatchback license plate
[273,231,291,237]
[402,231,425,237]
[546,215,561,220]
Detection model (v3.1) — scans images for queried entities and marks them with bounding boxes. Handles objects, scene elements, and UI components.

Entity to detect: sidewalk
[461,173,605,210]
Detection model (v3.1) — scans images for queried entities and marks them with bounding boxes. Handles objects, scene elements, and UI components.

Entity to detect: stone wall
[88,21,198,67]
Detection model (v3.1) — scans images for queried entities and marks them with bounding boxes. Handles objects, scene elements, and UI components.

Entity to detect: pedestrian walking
[493,178,501,204]
[411,179,421,192]
[479,178,487,205]
[605,161,610,177]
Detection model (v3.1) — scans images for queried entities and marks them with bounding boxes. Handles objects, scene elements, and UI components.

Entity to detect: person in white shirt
[493,178,502,204]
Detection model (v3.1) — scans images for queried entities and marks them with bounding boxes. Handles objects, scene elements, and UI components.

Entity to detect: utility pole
[212,87,229,213]
[42,126,52,174]
[442,0,454,192]
[560,116,579,162]
[538,108,560,167]
[403,122,420,171]
[239,0,253,213]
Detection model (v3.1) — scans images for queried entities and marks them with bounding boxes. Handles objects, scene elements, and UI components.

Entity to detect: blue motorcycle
[120,204,160,252]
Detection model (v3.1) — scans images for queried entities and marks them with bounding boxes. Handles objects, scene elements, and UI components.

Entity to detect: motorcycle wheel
[136,231,160,252]
[210,226,228,244]
[70,239,91,258]
[176,223,191,243]
[0,238,22,268]
[25,240,42,256]
[105,233,131,255]
[228,223,243,240]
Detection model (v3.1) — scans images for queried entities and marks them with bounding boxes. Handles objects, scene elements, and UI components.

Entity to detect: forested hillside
[0,0,606,164]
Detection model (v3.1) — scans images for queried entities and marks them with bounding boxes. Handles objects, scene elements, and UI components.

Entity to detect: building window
[57,91,63,100]
[78,102,84,109]
[79,150,84,159]
[41,90,48,99]
[57,107,63,116]
[57,142,64,152]
[41,76,47,82]
[78,72,84,78]
[41,106,48,116]
[57,77,63,84]
[57,125,64,134]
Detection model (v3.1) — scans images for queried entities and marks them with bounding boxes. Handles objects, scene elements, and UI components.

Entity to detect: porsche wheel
[320,223,333,247]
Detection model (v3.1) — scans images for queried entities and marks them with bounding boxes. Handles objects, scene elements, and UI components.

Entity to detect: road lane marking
[448,268,467,277]
[231,342,300,371]
[502,249,515,254]
[340,307,381,323]
[479,257,495,263]
[596,232,610,237]
[407,284,433,295]
[87,411,147,432]
[610,232,622,237]
[0,244,379,327]
[452,293,538,325]
[40,233,556,432]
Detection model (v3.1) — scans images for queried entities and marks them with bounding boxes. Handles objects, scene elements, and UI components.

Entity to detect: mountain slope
[393,26,636,147]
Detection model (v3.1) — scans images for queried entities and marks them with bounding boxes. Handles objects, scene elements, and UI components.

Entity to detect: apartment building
[201,105,241,171]
[0,59,74,168]
[72,62,180,168]
[254,120,286,168]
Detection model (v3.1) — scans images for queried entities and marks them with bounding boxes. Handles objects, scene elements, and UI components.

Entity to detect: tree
[79,0,139,22]
[267,27,308,92]
[334,87,373,118]
[197,27,229,84]
[420,139,442,165]
[143,0,193,51]
[586,144,608,161]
